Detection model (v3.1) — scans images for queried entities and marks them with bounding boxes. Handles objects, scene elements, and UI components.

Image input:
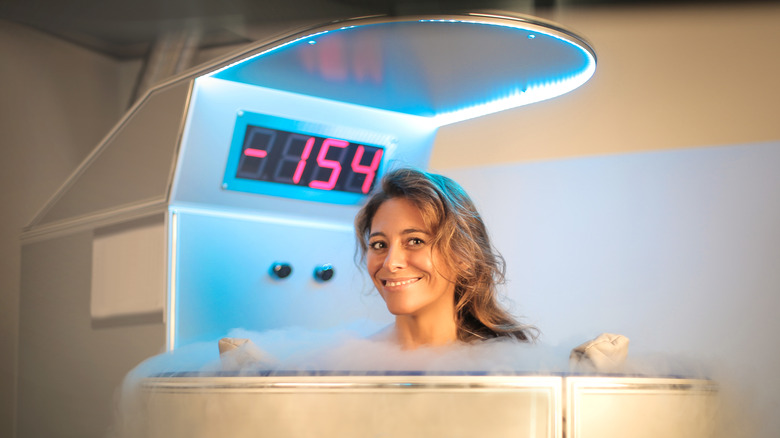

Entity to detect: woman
[355,167,538,349]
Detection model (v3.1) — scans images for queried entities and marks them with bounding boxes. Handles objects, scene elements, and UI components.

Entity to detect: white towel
[569,333,629,373]
[218,337,277,370]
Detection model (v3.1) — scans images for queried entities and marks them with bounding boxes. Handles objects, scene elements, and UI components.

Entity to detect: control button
[269,263,292,279]
[313,264,335,282]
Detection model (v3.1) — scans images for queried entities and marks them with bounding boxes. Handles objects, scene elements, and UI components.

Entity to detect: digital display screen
[236,125,384,195]
[222,112,391,204]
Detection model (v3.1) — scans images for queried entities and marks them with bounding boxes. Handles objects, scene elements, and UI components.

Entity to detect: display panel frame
[222,111,394,205]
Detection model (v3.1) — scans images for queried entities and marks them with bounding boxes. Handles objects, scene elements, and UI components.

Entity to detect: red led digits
[243,149,267,158]
[349,146,383,194]
[243,127,275,159]
[309,138,348,190]
[234,123,385,196]
[237,127,276,179]
[293,137,315,184]
[273,134,315,184]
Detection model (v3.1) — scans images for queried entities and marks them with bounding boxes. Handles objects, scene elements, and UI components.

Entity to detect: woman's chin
[383,303,416,317]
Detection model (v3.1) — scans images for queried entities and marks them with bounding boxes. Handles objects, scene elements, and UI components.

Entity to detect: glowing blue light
[418,17,596,126]
[308,40,317,45]
[431,57,596,127]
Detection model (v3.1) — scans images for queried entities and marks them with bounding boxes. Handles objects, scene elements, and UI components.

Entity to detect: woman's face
[366,197,456,319]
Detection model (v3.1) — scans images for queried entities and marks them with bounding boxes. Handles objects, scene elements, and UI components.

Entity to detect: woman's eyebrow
[369,229,430,239]
[402,228,430,235]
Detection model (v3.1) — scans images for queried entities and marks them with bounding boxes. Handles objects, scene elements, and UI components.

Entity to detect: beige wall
[432,3,780,169]
[2,3,780,437]
[0,20,132,438]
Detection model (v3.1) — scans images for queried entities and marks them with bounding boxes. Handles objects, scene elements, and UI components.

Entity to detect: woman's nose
[383,245,406,271]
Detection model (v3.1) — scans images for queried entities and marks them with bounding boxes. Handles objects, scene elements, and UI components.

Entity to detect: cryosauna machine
[21,12,598,351]
[19,11,715,438]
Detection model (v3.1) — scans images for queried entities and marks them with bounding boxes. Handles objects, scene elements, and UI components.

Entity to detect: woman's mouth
[382,278,421,287]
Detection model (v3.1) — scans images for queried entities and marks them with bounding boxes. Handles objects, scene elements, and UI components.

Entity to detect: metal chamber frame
[137,374,718,438]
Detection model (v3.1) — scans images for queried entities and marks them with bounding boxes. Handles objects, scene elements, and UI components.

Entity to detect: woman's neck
[392,314,458,350]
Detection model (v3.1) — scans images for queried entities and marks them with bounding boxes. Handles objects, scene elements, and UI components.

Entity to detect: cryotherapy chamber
[19,11,716,438]
[21,12,599,352]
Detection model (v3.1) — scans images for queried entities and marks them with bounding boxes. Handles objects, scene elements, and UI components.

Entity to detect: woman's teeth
[385,278,419,287]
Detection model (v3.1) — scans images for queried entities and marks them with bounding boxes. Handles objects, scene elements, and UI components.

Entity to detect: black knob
[314,265,335,282]
[269,263,292,279]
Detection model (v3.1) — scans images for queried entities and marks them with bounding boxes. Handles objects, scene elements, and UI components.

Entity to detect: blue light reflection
[203,15,596,127]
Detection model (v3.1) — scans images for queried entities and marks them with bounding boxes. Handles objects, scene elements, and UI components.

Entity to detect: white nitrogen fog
[124,321,575,376]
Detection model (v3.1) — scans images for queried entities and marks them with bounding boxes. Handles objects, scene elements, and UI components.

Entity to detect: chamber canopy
[210,15,596,124]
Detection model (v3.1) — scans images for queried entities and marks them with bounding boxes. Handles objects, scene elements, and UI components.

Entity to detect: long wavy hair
[355,168,538,342]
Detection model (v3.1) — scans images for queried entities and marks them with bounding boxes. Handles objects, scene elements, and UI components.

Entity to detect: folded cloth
[569,333,629,373]
[218,337,277,371]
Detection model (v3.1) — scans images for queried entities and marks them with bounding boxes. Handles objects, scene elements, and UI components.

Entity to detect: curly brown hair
[355,168,538,342]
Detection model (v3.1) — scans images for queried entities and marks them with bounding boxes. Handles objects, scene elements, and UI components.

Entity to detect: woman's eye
[408,237,425,246]
[369,241,385,250]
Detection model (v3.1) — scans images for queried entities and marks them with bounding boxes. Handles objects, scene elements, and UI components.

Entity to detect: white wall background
[2,2,780,437]
[447,140,780,437]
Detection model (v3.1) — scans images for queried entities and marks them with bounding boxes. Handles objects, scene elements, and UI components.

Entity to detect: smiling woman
[355,168,538,349]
